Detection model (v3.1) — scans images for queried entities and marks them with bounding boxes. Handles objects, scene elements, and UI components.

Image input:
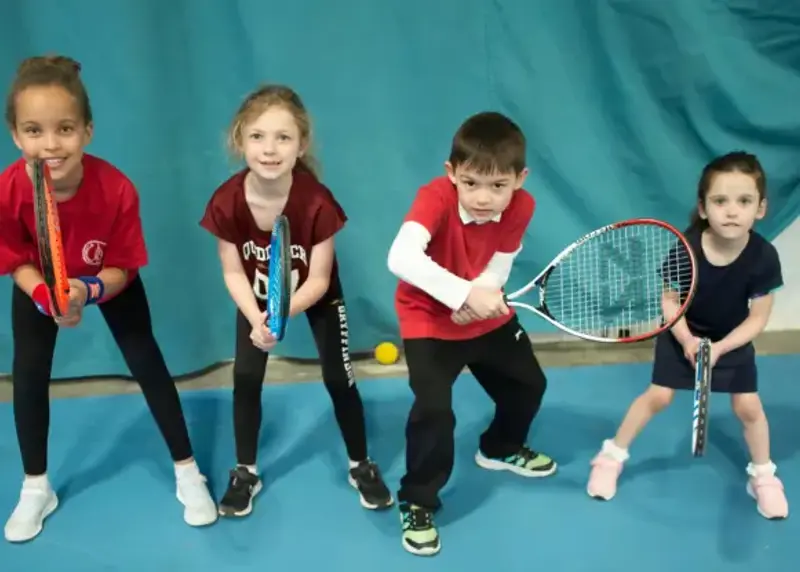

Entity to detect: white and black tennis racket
[506,218,697,343]
[692,338,712,456]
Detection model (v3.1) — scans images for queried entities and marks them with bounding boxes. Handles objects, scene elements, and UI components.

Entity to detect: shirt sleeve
[310,189,347,245]
[199,187,241,244]
[497,191,535,253]
[749,241,783,299]
[403,182,449,236]
[0,187,36,276]
[102,180,148,270]
[472,249,520,288]
[387,221,472,310]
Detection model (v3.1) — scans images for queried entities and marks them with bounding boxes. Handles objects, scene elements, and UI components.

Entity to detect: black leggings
[11,276,194,475]
[397,316,547,510]
[232,295,367,466]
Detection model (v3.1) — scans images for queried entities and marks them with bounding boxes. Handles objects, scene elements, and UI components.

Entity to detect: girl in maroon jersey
[0,55,217,543]
[200,85,393,517]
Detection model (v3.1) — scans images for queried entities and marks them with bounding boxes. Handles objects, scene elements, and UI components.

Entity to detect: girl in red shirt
[0,55,217,543]
[200,85,392,517]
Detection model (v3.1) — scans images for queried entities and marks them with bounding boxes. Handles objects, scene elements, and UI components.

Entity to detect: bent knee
[731,393,764,424]
[643,385,675,411]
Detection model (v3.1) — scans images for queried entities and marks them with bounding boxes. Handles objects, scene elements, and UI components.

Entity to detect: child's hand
[708,343,720,369]
[465,286,508,320]
[54,279,88,328]
[451,305,480,325]
[250,313,277,352]
[680,336,701,367]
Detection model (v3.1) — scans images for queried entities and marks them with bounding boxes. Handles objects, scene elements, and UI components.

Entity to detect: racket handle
[32,283,52,316]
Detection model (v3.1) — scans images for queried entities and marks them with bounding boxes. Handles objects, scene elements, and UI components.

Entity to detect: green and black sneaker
[475,445,557,477]
[399,503,440,556]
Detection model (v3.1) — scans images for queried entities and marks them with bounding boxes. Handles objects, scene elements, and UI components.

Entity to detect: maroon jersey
[200,169,346,309]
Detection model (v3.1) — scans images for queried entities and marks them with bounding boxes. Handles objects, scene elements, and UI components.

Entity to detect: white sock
[349,459,366,469]
[23,474,51,490]
[237,464,258,476]
[601,439,630,463]
[747,461,776,478]
[175,461,200,480]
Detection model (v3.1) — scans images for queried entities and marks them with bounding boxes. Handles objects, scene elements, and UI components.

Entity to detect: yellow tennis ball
[374,342,399,365]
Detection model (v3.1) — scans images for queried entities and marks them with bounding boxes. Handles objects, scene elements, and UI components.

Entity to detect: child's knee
[642,385,675,412]
[731,393,764,424]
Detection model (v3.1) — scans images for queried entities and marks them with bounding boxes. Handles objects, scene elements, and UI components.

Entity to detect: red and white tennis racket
[506,218,697,343]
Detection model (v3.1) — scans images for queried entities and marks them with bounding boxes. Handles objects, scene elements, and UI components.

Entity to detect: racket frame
[505,218,698,343]
[692,337,712,457]
[266,214,292,341]
[31,159,70,317]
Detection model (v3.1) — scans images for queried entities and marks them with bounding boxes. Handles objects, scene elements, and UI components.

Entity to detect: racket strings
[543,224,694,339]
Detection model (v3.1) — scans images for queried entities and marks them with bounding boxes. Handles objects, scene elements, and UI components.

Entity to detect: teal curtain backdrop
[1,0,798,378]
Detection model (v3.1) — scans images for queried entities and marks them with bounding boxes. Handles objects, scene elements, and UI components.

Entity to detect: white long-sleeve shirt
[387,220,520,310]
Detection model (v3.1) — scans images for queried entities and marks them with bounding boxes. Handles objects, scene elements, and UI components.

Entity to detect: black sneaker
[218,466,263,517]
[348,459,394,509]
[399,502,440,556]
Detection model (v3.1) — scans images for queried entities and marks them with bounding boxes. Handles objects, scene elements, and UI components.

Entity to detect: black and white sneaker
[218,467,263,517]
[348,459,394,510]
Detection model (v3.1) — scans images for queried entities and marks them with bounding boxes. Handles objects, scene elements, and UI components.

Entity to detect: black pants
[231,294,368,465]
[11,276,194,476]
[397,316,547,510]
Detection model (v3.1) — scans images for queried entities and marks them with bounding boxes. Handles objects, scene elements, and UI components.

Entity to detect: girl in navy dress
[586,151,788,519]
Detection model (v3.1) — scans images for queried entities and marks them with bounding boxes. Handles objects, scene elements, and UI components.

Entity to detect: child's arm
[715,294,773,356]
[387,221,473,310]
[471,246,521,289]
[661,289,693,345]
[11,264,45,296]
[218,239,264,327]
[714,242,782,356]
[289,236,334,317]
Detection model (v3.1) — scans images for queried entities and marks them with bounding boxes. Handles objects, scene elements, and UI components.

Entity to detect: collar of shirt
[458,202,501,225]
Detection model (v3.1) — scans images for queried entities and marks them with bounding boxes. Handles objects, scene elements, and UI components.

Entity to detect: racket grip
[32,283,52,316]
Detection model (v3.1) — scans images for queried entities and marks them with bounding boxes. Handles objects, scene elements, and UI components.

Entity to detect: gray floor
[0,331,797,402]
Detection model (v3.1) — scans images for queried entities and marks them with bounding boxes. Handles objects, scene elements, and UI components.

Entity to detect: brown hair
[5,55,92,128]
[448,111,526,175]
[227,84,319,177]
[688,151,767,231]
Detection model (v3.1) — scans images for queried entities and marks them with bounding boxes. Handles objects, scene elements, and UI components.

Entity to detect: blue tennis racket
[692,338,712,457]
[266,215,292,340]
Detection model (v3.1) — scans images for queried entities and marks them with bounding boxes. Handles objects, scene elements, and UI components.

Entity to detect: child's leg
[218,309,268,517]
[5,286,59,543]
[587,384,675,500]
[99,277,216,526]
[397,337,466,557]
[731,392,788,519]
[466,318,556,476]
[306,295,392,510]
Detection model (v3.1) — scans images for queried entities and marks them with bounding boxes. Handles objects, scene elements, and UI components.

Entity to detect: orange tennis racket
[32,159,70,317]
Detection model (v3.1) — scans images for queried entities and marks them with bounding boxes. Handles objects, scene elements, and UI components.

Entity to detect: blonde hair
[5,54,91,128]
[226,84,319,178]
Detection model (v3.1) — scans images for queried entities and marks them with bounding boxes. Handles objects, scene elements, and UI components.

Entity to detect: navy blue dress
[652,229,783,394]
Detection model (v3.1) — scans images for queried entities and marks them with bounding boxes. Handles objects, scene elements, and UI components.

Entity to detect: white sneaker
[176,470,217,527]
[5,478,59,543]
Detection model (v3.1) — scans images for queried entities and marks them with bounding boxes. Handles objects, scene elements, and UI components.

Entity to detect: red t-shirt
[395,176,535,340]
[199,168,346,310]
[0,154,148,291]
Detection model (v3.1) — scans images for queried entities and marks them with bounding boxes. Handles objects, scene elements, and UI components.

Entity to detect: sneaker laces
[178,472,211,505]
[403,506,433,531]
[352,460,381,483]
[228,468,258,493]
